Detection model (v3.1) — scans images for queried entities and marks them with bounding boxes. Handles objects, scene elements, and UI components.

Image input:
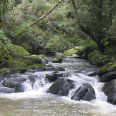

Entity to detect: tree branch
[30,0,64,26]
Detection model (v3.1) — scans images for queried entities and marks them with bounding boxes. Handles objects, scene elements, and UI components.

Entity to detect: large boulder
[2,76,27,88]
[100,71,116,82]
[102,80,116,105]
[88,50,111,66]
[46,72,69,82]
[5,43,29,58]
[101,61,116,72]
[0,87,14,93]
[71,83,96,101]
[0,60,28,73]
[48,78,74,96]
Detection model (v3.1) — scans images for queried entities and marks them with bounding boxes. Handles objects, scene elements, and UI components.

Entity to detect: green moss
[0,68,11,75]
[5,44,29,58]
[88,50,111,66]
[101,61,116,72]
[63,49,78,57]
[29,64,45,69]
[38,54,46,58]
[101,63,111,72]
[0,60,28,69]
[23,55,42,64]
[111,62,116,71]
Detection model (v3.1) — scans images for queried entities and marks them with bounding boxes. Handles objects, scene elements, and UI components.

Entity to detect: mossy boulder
[88,50,111,66]
[29,64,45,69]
[101,61,116,72]
[23,55,42,64]
[5,44,29,58]
[0,68,11,76]
[38,54,46,58]
[52,58,62,63]
[0,60,28,74]
[63,49,78,57]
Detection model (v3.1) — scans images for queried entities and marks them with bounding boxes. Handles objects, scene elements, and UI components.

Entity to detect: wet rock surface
[48,78,74,96]
[71,83,96,101]
[2,75,27,88]
[0,87,14,93]
[102,79,116,105]
[100,71,116,82]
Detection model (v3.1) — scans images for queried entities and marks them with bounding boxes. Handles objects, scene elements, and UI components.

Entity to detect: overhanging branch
[30,0,64,26]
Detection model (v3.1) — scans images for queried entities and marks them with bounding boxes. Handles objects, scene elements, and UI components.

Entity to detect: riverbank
[0,40,45,76]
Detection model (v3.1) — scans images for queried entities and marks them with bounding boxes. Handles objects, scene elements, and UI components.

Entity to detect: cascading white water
[0,58,116,116]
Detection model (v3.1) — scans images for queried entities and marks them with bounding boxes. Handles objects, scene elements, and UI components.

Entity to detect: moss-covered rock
[0,60,28,73]
[29,64,45,69]
[63,49,78,57]
[101,61,116,72]
[38,54,46,58]
[0,68,11,76]
[52,58,62,63]
[88,50,111,66]
[0,41,44,76]
[5,43,29,58]
[23,55,42,64]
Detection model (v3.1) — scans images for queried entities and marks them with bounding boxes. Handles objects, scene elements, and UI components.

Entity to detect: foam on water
[0,58,116,115]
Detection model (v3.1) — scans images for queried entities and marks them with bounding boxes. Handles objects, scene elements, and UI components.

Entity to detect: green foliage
[78,39,98,50]
[0,41,12,62]
[88,50,111,66]
[45,35,77,52]
[0,30,11,43]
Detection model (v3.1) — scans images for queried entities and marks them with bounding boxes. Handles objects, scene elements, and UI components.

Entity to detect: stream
[0,58,116,116]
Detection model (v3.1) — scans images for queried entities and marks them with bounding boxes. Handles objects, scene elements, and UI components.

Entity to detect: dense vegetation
[0,0,116,75]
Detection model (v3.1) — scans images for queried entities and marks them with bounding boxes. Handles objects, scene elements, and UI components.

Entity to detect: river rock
[2,76,27,88]
[0,87,14,93]
[102,79,116,105]
[100,71,116,82]
[71,83,96,101]
[48,78,74,96]
[52,58,62,63]
[15,84,25,92]
[46,72,69,82]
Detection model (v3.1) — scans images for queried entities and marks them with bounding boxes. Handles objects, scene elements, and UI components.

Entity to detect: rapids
[0,58,116,116]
